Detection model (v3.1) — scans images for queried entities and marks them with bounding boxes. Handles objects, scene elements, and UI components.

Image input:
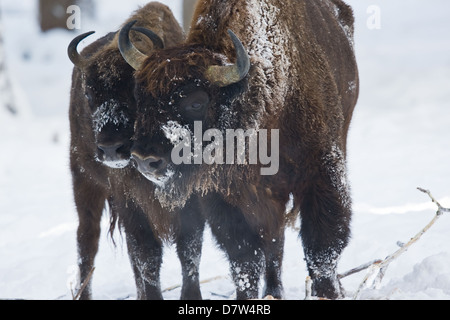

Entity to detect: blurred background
[0,0,449,300]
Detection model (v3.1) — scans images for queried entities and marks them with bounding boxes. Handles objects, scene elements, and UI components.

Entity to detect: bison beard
[121,0,359,299]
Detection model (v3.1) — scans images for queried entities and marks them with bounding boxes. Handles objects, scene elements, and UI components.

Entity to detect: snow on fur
[1,0,450,300]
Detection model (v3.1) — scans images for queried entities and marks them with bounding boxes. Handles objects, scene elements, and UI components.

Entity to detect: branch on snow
[348,187,449,299]
[72,267,95,300]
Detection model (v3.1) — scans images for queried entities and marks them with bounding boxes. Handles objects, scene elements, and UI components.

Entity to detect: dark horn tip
[119,20,150,71]
[132,27,165,49]
[67,31,96,67]
[120,20,138,40]
[125,20,138,30]
[118,20,138,57]
[227,29,251,77]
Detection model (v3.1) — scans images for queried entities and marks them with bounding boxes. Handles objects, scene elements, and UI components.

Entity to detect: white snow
[161,120,191,146]
[141,167,175,189]
[101,159,130,169]
[92,99,130,133]
[246,0,291,116]
[1,0,450,300]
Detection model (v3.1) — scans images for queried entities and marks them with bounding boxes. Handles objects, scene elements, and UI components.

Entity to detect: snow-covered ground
[1,0,449,300]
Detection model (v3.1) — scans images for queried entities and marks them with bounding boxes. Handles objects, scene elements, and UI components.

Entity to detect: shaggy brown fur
[127,0,358,299]
[69,2,204,300]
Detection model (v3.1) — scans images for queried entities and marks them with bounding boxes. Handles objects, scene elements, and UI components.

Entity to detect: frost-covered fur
[129,0,358,299]
[92,99,130,134]
[68,2,203,300]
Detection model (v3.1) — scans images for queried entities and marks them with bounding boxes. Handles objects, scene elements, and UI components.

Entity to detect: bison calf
[68,2,205,300]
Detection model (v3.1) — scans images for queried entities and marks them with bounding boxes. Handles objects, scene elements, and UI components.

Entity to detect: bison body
[69,2,205,300]
[120,0,358,299]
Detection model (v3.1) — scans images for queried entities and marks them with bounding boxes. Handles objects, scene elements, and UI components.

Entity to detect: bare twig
[352,188,449,299]
[162,275,226,293]
[162,283,182,293]
[304,276,312,300]
[73,267,95,300]
[338,259,383,280]
[417,187,450,214]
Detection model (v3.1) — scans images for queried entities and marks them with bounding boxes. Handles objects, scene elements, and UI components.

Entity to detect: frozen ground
[0,0,449,300]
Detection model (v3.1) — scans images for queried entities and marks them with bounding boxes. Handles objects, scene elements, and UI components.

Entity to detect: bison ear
[67,31,96,69]
[205,30,251,87]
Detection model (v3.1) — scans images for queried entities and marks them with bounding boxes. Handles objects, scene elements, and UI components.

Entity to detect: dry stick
[162,275,226,293]
[304,276,313,300]
[351,187,448,300]
[338,259,383,280]
[418,187,450,214]
[73,267,95,300]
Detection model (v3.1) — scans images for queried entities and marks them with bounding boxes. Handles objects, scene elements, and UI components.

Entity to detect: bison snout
[97,143,130,168]
[131,152,168,175]
[98,143,124,160]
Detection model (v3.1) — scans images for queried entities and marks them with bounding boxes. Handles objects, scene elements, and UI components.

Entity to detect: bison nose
[98,143,124,161]
[131,152,167,175]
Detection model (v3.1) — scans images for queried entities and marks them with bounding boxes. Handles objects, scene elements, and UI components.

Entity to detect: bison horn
[119,20,164,71]
[131,27,165,50]
[205,30,251,87]
[67,31,96,69]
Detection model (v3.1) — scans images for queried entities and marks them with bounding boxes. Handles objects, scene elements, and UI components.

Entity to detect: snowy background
[1,0,449,300]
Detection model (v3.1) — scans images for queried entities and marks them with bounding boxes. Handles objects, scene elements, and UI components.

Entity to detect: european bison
[68,2,205,300]
[119,0,359,299]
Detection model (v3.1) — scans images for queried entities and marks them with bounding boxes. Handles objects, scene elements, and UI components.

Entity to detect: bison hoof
[312,277,344,300]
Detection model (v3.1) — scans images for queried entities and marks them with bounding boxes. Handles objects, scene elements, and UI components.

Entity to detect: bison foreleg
[298,149,352,299]
[74,179,106,300]
[263,231,285,299]
[120,202,164,300]
[202,194,264,300]
[175,197,205,300]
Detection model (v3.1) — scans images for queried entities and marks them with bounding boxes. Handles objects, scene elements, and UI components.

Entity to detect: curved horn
[67,31,95,69]
[205,30,251,87]
[132,27,165,50]
[119,20,160,70]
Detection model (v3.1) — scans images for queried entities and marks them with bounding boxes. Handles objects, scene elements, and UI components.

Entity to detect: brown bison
[68,2,205,300]
[119,0,359,299]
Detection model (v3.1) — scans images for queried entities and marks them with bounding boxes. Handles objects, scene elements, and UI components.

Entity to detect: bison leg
[201,194,264,300]
[175,197,205,300]
[73,179,106,300]
[298,148,352,299]
[118,200,164,300]
[125,231,163,300]
[263,231,285,299]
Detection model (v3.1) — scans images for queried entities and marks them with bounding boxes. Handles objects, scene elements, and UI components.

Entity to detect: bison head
[68,27,163,169]
[119,21,255,208]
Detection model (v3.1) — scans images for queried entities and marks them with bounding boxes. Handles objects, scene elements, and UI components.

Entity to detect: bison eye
[185,102,205,114]
[84,86,96,109]
[190,103,203,110]
[179,89,209,121]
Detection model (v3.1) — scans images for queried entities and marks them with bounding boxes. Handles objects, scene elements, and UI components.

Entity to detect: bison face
[68,32,137,169]
[130,81,214,188]
[84,62,136,169]
[90,97,134,168]
[118,22,252,206]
